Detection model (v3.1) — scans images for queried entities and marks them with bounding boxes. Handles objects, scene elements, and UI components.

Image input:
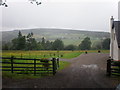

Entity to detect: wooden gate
[107,59,120,76]
[0,56,59,75]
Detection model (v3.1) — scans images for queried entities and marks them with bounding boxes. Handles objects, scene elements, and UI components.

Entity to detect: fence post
[107,59,111,76]
[21,54,22,58]
[57,58,59,69]
[11,56,14,73]
[34,59,36,75]
[52,58,56,75]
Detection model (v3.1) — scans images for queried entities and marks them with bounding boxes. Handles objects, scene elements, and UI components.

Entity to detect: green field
[1,50,109,79]
[1,50,109,59]
[2,50,83,59]
[2,60,70,79]
[2,50,82,79]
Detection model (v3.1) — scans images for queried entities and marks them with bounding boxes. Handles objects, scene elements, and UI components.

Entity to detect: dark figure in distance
[85,51,88,54]
[98,50,101,53]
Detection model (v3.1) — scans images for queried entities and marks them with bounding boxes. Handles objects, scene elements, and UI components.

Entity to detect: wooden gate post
[34,59,36,75]
[107,59,111,76]
[11,56,14,73]
[57,58,59,69]
[52,58,56,75]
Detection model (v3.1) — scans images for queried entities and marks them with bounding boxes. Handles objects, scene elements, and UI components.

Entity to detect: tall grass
[2,50,83,59]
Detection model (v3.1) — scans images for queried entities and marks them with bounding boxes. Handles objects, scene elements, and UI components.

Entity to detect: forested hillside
[2,28,110,46]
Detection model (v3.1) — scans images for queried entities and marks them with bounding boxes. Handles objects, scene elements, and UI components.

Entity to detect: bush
[40,58,50,70]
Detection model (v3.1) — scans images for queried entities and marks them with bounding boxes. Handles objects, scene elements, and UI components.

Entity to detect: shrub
[40,58,50,70]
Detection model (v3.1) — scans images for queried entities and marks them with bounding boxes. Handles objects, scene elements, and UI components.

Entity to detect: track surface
[2,53,120,88]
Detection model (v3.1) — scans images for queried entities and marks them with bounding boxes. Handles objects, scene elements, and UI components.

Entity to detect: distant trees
[64,44,76,50]
[2,41,12,50]
[102,38,110,50]
[91,38,110,50]
[2,31,110,50]
[79,37,91,50]
[91,40,102,50]
[26,32,37,50]
[11,31,26,50]
[41,37,46,50]
[2,43,9,50]
[2,31,64,50]
[52,39,64,50]
[45,40,53,50]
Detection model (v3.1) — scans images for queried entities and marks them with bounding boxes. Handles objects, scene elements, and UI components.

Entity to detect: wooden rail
[107,59,120,76]
[0,56,59,75]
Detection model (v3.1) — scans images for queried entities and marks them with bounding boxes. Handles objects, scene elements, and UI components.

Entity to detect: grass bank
[2,61,70,79]
[2,50,82,59]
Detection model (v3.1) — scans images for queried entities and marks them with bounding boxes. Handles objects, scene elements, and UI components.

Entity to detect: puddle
[81,64,98,69]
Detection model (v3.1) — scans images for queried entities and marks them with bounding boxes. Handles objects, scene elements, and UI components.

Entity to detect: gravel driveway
[2,53,120,88]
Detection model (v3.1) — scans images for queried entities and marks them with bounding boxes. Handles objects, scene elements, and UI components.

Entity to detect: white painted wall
[110,2,120,61]
[113,31,119,61]
[118,2,120,61]
[110,17,114,58]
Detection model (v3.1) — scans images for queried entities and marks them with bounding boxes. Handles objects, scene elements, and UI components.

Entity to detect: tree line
[2,31,110,50]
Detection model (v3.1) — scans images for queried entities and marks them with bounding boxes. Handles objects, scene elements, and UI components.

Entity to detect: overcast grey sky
[1,0,119,32]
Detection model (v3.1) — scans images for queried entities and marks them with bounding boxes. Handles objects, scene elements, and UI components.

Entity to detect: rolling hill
[2,28,110,46]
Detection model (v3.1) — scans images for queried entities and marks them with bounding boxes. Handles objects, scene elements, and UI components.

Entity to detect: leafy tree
[102,38,110,50]
[46,40,52,50]
[11,31,26,50]
[41,37,46,49]
[52,39,64,50]
[2,41,12,50]
[26,32,37,50]
[36,42,43,50]
[2,43,9,50]
[91,40,102,50]
[18,31,22,37]
[79,37,91,50]
[17,36,26,50]
[64,44,76,50]
[11,38,18,50]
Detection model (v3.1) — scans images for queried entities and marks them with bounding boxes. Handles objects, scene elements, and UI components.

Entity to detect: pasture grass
[1,50,109,59]
[82,50,109,53]
[1,50,109,79]
[1,50,75,79]
[58,61,70,70]
[2,60,70,79]
[2,50,83,59]
[2,72,42,79]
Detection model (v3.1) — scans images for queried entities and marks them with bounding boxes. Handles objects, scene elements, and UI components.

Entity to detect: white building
[110,16,120,61]
[118,1,120,21]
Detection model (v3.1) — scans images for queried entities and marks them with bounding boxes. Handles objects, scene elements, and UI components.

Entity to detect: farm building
[110,16,120,61]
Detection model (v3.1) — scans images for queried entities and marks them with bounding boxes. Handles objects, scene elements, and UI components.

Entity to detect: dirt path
[2,53,120,88]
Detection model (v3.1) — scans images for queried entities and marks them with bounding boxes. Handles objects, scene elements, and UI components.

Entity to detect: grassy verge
[1,50,82,59]
[81,50,109,53]
[60,52,82,59]
[1,50,109,59]
[2,61,70,79]
[58,61,70,70]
